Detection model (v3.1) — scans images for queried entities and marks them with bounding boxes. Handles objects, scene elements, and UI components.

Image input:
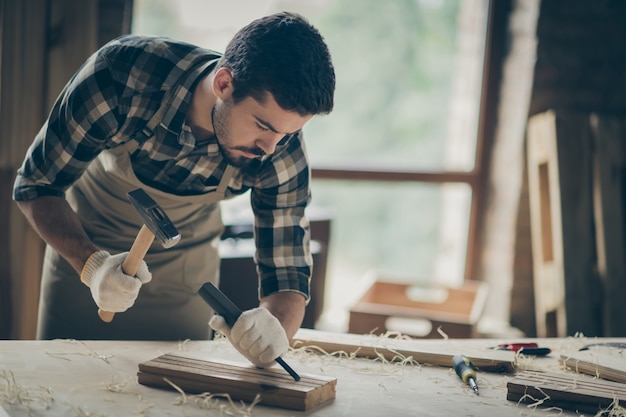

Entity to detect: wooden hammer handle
[98,224,155,322]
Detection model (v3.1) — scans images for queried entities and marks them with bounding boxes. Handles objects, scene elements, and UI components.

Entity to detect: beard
[211,99,264,169]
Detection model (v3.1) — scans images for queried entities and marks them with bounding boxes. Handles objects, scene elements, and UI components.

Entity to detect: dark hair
[217,12,335,116]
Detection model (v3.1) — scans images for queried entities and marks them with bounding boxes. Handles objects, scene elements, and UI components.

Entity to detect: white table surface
[0,331,622,417]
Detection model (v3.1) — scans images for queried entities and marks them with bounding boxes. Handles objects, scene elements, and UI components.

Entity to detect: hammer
[98,188,181,322]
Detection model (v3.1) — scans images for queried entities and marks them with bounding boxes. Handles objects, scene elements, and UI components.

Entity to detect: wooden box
[348,279,488,338]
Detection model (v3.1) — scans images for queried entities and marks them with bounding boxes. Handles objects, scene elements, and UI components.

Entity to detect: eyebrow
[255,116,301,136]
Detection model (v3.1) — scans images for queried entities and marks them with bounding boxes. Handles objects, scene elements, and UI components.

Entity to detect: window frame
[311,0,507,282]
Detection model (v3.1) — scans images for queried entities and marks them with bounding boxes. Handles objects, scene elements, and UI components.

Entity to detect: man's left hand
[209,307,289,368]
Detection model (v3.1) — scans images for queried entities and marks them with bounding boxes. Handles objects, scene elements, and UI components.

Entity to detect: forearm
[17,196,98,274]
[259,291,306,340]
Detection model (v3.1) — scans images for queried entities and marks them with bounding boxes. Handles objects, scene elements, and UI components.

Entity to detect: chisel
[198,282,301,381]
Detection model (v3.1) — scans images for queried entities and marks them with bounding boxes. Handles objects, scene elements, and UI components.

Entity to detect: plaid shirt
[13,35,312,299]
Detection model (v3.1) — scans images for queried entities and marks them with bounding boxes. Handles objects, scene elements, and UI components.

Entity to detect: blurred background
[2,0,625,340]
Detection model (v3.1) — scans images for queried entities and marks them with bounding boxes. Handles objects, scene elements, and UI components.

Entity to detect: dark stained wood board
[507,370,626,414]
[137,353,336,411]
[560,348,626,383]
[292,328,515,372]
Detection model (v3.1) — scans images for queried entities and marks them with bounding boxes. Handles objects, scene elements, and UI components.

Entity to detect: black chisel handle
[198,282,301,381]
[198,281,243,327]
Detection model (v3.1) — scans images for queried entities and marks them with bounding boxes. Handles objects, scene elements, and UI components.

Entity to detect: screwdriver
[452,355,479,395]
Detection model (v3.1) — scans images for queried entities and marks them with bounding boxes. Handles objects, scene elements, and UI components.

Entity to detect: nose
[255,133,283,155]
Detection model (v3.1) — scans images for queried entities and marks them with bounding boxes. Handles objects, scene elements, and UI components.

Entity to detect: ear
[212,68,234,99]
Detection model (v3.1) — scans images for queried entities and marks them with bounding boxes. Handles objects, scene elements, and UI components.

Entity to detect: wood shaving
[0,369,54,413]
[596,398,626,417]
[163,377,260,416]
[291,344,360,361]
[290,340,422,378]
[436,326,449,340]
[46,340,114,363]
[73,406,109,417]
[102,375,154,415]
[375,330,414,341]
[291,330,424,368]
[177,339,191,351]
[514,386,551,410]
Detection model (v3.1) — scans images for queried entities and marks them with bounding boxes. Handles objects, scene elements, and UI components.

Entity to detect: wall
[510,0,626,336]
[530,0,626,116]
[0,0,132,339]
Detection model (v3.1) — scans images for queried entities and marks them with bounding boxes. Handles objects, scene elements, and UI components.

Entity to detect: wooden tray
[349,279,488,338]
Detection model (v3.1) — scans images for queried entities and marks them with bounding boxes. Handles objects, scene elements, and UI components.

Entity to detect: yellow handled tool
[452,354,479,395]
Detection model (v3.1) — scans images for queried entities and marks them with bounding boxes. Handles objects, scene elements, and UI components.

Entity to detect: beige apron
[37,102,235,340]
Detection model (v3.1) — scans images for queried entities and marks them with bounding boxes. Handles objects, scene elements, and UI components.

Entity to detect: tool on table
[489,342,551,356]
[198,282,301,382]
[99,188,181,322]
[579,342,626,351]
[452,354,479,395]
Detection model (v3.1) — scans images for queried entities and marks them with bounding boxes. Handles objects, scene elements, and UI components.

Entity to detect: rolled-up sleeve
[252,133,313,301]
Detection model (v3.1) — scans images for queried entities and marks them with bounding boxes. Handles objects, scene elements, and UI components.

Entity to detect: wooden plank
[507,370,626,414]
[590,114,626,336]
[292,328,515,373]
[560,348,626,383]
[137,353,336,411]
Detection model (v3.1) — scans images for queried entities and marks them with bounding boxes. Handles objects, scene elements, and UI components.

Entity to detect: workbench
[1,330,624,416]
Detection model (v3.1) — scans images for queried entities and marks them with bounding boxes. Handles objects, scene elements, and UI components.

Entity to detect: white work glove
[209,307,290,368]
[80,250,152,312]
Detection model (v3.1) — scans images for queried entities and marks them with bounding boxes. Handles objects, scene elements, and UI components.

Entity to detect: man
[12,12,335,369]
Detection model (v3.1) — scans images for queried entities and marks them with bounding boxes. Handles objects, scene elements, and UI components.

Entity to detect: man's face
[211,92,312,168]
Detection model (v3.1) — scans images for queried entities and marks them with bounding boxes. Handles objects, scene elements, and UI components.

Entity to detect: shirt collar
[158,57,220,148]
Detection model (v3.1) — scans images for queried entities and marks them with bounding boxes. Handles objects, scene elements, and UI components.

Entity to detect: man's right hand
[80,250,152,312]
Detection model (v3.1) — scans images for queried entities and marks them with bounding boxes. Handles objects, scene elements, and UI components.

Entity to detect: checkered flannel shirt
[12,35,312,300]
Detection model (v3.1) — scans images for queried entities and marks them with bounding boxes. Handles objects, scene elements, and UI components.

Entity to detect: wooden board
[137,353,336,411]
[292,328,515,373]
[560,348,626,383]
[507,370,626,414]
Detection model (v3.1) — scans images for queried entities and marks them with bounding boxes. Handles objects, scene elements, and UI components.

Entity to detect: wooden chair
[526,110,599,337]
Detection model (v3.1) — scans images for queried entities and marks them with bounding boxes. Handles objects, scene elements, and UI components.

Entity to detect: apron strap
[132,59,216,145]
[139,102,170,140]
[216,164,235,196]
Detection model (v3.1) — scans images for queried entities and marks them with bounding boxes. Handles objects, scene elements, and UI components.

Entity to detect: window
[133,0,491,331]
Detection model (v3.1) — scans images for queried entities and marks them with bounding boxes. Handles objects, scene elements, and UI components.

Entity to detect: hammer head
[128,188,181,249]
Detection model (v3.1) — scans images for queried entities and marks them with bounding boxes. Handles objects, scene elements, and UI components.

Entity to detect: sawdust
[513,386,556,411]
[289,330,425,377]
[163,377,261,416]
[596,398,626,417]
[0,369,54,413]
[103,375,154,415]
[436,326,449,340]
[177,338,191,351]
[72,406,110,417]
[46,340,114,363]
